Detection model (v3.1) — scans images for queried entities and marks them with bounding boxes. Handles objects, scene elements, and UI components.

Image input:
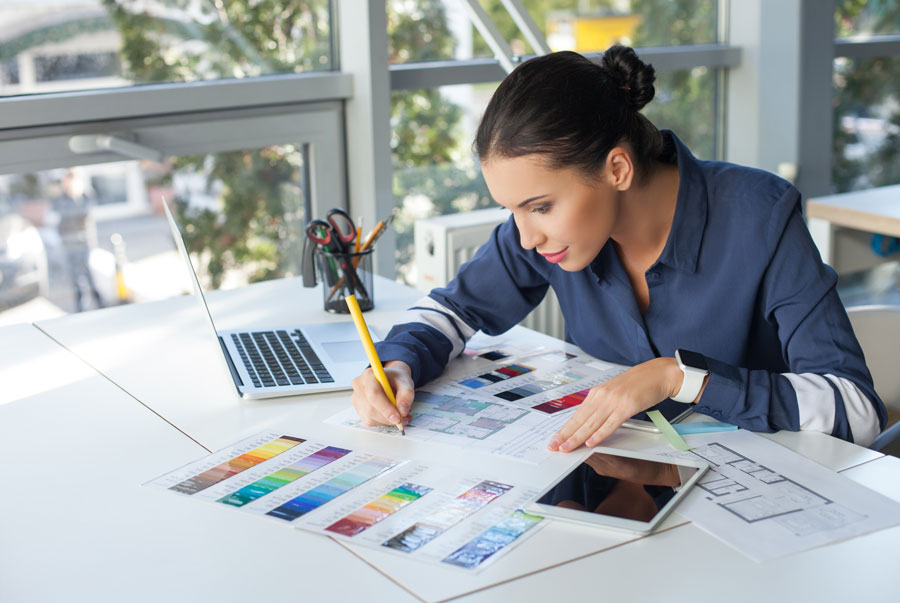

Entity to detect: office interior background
[0,1,897,366]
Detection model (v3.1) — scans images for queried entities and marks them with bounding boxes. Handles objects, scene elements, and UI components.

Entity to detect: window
[0,0,333,98]
[833,2,900,193]
[388,0,725,286]
[387,0,718,64]
[0,1,344,325]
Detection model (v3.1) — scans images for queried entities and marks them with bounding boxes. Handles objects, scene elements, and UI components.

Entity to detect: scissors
[303,208,369,298]
[305,208,356,254]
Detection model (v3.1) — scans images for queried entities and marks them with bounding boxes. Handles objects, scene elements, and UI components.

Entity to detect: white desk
[0,319,413,603]
[3,276,896,602]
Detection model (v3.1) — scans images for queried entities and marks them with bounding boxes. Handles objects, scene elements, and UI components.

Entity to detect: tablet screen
[531,450,705,532]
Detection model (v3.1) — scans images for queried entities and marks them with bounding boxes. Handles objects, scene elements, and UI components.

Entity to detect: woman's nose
[517,218,546,250]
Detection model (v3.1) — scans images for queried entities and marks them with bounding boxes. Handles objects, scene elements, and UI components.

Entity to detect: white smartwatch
[673,349,709,403]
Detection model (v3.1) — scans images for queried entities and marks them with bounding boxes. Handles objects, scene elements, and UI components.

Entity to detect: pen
[345,294,405,435]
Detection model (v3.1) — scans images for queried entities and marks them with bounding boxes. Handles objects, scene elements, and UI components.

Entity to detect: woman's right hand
[350,360,416,427]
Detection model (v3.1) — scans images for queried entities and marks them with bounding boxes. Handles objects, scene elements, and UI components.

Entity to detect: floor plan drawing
[688,442,839,525]
[650,431,900,561]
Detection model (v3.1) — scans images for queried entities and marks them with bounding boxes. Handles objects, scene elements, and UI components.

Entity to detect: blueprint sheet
[648,429,900,561]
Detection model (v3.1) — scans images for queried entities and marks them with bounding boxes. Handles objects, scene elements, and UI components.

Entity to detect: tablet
[528,447,707,534]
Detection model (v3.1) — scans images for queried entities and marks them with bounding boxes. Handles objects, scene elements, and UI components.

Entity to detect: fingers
[547,405,601,451]
[561,409,619,452]
[351,368,404,427]
[547,383,631,452]
[350,361,415,428]
[385,361,415,416]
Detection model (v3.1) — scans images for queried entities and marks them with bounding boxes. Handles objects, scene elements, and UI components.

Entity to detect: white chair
[846,305,900,451]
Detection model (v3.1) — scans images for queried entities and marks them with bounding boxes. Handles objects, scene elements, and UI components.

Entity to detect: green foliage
[836,0,900,36]
[103,0,328,288]
[631,0,716,159]
[832,1,900,192]
[388,2,491,280]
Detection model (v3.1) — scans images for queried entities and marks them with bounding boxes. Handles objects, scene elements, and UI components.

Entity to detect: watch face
[677,349,708,371]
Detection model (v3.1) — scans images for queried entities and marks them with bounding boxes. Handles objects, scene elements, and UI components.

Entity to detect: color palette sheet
[531,388,590,414]
[458,363,535,389]
[294,463,546,572]
[147,432,404,520]
[150,434,548,572]
[147,432,308,497]
[443,510,544,570]
[330,388,562,464]
[383,480,513,553]
[218,446,351,507]
[266,457,399,522]
[170,435,303,495]
[325,482,432,537]
[493,370,584,402]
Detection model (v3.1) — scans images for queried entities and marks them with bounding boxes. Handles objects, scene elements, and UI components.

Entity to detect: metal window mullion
[0,72,352,131]
[834,35,900,59]
[459,0,517,74]
[498,0,551,55]
[390,45,741,90]
[0,104,345,175]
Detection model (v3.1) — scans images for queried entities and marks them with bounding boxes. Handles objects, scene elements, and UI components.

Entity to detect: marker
[345,294,405,435]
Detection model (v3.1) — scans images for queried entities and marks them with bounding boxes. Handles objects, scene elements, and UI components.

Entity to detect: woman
[351,46,886,451]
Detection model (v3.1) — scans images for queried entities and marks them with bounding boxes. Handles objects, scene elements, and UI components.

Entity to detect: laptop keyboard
[230,329,335,389]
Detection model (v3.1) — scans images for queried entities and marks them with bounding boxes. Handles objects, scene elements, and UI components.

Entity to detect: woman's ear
[606,147,635,191]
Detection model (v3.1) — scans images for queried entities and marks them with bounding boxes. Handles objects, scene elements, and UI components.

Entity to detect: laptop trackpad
[321,340,369,364]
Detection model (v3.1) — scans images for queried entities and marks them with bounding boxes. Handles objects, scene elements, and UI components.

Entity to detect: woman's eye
[531,204,552,214]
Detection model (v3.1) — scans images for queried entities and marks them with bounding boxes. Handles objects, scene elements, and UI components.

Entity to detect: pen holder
[316,247,374,313]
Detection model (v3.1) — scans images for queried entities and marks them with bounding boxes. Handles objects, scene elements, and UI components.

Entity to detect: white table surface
[9,275,896,602]
[0,320,414,603]
[458,455,900,603]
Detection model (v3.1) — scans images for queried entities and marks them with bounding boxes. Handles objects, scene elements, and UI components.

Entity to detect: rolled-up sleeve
[698,198,886,446]
[375,217,550,386]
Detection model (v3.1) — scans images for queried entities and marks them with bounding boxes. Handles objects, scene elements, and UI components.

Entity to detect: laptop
[162,198,372,400]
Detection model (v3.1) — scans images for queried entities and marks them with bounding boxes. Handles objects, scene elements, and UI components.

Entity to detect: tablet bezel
[528,446,708,534]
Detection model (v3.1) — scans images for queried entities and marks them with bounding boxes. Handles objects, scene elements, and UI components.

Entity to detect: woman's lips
[540,247,569,263]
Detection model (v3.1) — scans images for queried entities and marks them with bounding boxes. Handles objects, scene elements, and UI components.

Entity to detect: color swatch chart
[492,370,585,402]
[325,482,433,537]
[150,432,307,496]
[296,465,545,572]
[266,456,399,522]
[218,446,351,507]
[149,432,547,572]
[531,388,590,415]
[383,480,513,553]
[147,431,405,521]
[443,510,544,570]
[458,363,535,390]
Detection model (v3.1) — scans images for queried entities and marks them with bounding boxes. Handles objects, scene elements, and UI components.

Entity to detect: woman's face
[481,154,620,271]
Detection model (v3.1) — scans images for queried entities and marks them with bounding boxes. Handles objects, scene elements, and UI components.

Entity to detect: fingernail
[389,413,400,423]
[585,438,596,447]
[548,439,559,449]
[559,441,571,452]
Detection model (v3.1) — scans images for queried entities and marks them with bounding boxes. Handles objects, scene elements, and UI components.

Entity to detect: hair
[475,46,664,183]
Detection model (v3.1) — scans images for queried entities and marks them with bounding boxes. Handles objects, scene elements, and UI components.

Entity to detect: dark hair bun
[600,44,656,111]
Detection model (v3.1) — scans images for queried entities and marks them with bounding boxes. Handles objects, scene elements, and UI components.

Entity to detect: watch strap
[672,367,705,403]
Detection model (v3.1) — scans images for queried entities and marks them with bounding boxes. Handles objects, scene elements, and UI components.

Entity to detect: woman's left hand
[547,357,683,452]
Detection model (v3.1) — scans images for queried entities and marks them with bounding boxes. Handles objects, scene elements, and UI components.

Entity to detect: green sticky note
[646,410,692,451]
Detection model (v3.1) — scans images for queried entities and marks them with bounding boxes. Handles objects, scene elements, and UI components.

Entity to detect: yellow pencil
[345,294,405,435]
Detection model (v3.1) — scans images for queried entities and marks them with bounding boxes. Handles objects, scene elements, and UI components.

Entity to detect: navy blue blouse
[376,131,886,446]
